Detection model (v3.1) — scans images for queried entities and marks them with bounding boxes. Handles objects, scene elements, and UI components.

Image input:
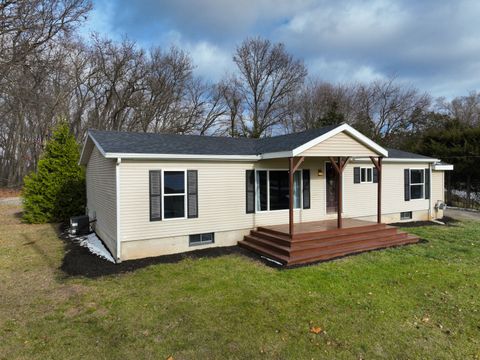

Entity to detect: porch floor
[265,218,375,236]
[238,219,420,266]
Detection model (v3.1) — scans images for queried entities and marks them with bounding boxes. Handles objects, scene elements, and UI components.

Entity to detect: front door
[326,162,338,213]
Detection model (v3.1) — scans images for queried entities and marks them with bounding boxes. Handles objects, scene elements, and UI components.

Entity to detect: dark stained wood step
[249,230,291,247]
[290,228,401,249]
[290,232,408,257]
[287,235,420,266]
[243,235,291,256]
[291,224,392,241]
[238,240,288,264]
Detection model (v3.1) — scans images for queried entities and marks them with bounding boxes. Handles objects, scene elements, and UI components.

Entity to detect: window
[256,170,301,211]
[189,232,214,246]
[400,211,412,220]
[163,171,186,219]
[410,169,424,200]
[360,167,373,183]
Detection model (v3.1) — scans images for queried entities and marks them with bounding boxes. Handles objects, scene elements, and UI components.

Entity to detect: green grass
[1,204,480,359]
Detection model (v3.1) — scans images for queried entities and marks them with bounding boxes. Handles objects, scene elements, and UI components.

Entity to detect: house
[79,123,453,265]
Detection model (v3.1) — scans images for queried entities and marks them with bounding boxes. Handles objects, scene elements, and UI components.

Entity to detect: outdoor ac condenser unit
[69,215,90,236]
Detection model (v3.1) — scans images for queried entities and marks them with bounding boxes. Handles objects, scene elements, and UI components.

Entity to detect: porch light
[317,169,324,176]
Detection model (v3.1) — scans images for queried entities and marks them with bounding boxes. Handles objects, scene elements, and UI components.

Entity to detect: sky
[82,0,480,99]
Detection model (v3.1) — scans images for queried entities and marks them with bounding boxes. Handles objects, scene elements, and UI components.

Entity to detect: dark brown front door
[326,162,338,213]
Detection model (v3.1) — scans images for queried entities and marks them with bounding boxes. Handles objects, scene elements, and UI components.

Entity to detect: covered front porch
[239,126,421,265]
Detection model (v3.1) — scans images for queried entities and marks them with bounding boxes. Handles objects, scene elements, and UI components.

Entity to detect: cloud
[85,0,480,98]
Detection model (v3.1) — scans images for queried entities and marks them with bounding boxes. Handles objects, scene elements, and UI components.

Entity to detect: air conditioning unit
[69,215,90,236]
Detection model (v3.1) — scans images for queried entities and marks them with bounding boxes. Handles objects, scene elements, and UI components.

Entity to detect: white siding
[86,147,117,256]
[300,132,378,157]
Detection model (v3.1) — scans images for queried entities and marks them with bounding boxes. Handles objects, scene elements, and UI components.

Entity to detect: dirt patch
[0,187,21,198]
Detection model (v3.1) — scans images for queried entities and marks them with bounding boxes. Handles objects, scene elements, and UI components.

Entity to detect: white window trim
[360,167,373,184]
[162,169,188,220]
[255,169,303,213]
[409,168,425,200]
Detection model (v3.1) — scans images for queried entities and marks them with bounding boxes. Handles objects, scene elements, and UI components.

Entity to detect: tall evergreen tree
[22,123,85,223]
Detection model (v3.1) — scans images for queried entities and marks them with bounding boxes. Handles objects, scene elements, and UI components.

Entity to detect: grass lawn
[1,204,479,359]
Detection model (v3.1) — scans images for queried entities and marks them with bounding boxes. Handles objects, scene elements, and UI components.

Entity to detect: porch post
[329,156,350,229]
[288,157,294,237]
[337,157,343,229]
[377,157,382,223]
[370,156,383,223]
[288,156,305,238]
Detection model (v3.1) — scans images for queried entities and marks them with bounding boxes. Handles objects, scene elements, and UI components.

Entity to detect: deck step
[287,235,420,265]
[240,222,420,266]
[238,240,288,264]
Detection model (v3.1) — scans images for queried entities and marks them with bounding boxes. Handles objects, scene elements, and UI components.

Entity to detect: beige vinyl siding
[119,158,327,244]
[343,162,431,219]
[300,132,378,157]
[431,171,445,203]
[431,170,445,218]
[86,146,117,256]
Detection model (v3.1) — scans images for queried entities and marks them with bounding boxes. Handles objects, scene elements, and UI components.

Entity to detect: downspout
[428,163,433,220]
[116,157,122,263]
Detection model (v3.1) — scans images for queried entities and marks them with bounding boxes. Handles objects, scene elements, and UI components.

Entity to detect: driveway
[445,207,480,221]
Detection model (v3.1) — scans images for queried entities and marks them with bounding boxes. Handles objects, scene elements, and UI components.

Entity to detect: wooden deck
[238,219,420,266]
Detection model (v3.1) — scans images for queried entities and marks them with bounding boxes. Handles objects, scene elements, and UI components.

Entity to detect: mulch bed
[391,216,458,228]
[58,227,264,278]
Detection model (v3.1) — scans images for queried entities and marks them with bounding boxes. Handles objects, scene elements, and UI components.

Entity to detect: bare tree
[233,37,307,138]
[352,77,431,143]
[219,76,243,137]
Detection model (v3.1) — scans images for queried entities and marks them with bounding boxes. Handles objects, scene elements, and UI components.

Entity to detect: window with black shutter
[424,168,430,199]
[404,168,410,201]
[302,169,310,209]
[149,170,162,221]
[353,167,361,183]
[187,170,198,218]
[246,170,255,213]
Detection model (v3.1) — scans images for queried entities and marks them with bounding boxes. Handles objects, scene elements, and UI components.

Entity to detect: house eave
[353,157,439,163]
[104,152,261,161]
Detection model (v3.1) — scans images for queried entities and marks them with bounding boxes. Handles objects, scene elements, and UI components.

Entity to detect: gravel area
[0,197,21,205]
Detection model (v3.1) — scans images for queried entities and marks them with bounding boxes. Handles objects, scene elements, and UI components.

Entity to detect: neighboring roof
[80,123,438,164]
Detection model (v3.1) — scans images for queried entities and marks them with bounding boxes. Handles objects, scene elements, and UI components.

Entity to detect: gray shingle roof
[87,125,433,160]
[385,148,433,160]
[88,124,340,156]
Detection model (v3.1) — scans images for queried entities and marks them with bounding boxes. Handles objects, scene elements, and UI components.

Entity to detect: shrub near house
[22,123,85,223]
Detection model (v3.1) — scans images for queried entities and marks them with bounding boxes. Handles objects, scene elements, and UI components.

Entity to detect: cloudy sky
[83,0,480,99]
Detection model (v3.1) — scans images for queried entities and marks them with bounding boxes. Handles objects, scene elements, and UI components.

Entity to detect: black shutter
[302,169,310,209]
[373,168,378,183]
[187,170,198,218]
[149,170,162,221]
[404,169,410,201]
[246,170,255,213]
[424,168,430,199]
[354,167,361,183]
